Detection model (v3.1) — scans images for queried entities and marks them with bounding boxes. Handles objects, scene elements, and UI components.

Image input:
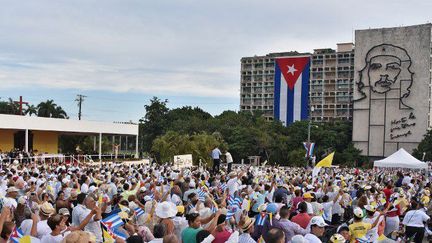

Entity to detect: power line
[75,94,87,120]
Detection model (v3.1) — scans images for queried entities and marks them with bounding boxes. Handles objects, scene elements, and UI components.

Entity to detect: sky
[0,0,431,122]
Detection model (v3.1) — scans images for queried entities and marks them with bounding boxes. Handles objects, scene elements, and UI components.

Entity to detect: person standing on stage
[211,146,222,173]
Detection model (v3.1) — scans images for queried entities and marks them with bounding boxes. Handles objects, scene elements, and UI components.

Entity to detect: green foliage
[37,100,68,118]
[413,129,432,161]
[151,131,226,165]
[0,98,19,114]
[139,97,363,166]
[139,97,169,153]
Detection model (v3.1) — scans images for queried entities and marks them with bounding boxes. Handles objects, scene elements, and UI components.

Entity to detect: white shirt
[305,233,322,243]
[79,207,102,243]
[225,152,233,163]
[72,204,87,227]
[41,234,63,243]
[227,177,241,196]
[81,183,89,194]
[20,219,34,236]
[36,220,52,239]
[322,202,334,221]
[171,194,182,206]
[402,209,430,227]
[305,202,314,215]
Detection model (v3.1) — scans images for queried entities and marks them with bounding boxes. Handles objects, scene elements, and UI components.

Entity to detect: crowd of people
[0,156,431,243]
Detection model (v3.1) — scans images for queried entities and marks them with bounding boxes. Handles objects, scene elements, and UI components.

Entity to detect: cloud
[0,0,431,99]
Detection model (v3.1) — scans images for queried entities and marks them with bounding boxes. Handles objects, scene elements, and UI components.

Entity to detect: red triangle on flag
[276,57,310,90]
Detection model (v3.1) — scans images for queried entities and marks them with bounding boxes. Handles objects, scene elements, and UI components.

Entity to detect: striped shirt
[238,233,256,243]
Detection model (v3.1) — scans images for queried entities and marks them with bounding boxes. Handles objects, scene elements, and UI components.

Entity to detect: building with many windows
[310,43,354,121]
[240,43,355,122]
[240,51,308,120]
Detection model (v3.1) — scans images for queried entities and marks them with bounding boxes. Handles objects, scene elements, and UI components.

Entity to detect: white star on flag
[287,64,297,75]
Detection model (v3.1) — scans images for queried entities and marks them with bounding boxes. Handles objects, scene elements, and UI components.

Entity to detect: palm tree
[37,100,56,117]
[37,100,68,119]
[24,104,38,116]
[53,106,68,119]
[0,97,19,115]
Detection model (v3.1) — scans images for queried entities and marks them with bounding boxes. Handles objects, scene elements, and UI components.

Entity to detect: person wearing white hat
[37,202,56,239]
[348,207,384,243]
[363,205,381,242]
[155,201,178,235]
[304,216,328,243]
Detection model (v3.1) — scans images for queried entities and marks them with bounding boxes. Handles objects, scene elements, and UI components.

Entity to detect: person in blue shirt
[211,146,222,173]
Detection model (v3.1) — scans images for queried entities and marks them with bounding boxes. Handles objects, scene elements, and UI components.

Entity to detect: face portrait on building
[352,24,432,157]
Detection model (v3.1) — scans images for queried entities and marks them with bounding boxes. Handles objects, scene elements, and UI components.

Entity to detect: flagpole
[307,106,315,166]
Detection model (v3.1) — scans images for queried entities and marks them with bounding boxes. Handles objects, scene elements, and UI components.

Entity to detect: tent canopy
[374,148,427,169]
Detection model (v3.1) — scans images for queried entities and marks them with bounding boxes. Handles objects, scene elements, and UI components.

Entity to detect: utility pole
[75,94,87,120]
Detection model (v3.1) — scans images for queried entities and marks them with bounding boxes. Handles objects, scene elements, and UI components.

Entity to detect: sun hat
[310,216,328,227]
[353,207,364,218]
[155,201,178,219]
[329,233,345,243]
[7,187,19,193]
[257,203,268,212]
[303,192,313,199]
[291,235,308,243]
[240,216,255,231]
[59,208,70,216]
[40,202,55,216]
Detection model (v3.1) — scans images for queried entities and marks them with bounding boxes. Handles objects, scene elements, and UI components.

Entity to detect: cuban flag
[101,213,124,229]
[10,227,23,243]
[255,212,267,226]
[134,207,145,217]
[274,56,310,126]
[303,142,315,157]
[197,188,207,202]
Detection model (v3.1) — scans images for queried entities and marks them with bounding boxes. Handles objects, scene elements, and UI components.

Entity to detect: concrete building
[0,114,139,159]
[240,51,308,121]
[310,43,355,121]
[352,24,432,157]
[240,43,354,122]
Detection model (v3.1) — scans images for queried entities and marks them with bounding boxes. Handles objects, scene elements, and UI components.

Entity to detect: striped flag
[274,56,310,126]
[219,183,227,192]
[197,188,207,202]
[134,207,145,217]
[228,196,242,208]
[225,206,238,221]
[9,227,23,243]
[210,206,218,213]
[255,212,267,226]
[101,213,124,229]
[303,142,315,157]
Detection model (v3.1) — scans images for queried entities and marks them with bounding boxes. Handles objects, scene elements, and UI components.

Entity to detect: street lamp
[308,106,315,144]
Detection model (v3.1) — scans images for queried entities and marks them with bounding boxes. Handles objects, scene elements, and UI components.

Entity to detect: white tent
[374,148,427,169]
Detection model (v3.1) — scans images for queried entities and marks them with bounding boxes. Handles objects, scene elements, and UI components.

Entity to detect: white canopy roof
[374,148,427,169]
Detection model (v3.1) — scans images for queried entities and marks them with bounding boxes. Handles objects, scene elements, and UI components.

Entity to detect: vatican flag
[312,152,335,178]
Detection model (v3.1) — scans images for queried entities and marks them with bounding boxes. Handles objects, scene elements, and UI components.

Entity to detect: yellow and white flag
[312,152,334,178]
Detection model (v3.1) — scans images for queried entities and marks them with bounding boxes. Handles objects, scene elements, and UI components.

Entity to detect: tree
[37,100,68,118]
[0,98,19,115]
[24,104,38,116]
[413,129,432,161]
[139,97,169,153]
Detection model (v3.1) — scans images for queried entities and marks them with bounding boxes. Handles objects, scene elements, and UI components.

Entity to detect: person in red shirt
[212,214,232,243]
[291,189,304,214]
[291,202,311,229]
[382,182,393,204]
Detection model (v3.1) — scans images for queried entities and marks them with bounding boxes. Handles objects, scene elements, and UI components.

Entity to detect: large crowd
[0,149,431,243]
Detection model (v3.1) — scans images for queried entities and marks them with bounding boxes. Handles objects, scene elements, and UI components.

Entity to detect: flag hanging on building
[274,56,310,126]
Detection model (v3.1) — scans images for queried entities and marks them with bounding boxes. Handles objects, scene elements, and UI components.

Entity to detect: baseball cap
[303,192,313,199]
[353,207,364,218]
[330,233,345,243]
[310,216,328,227]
